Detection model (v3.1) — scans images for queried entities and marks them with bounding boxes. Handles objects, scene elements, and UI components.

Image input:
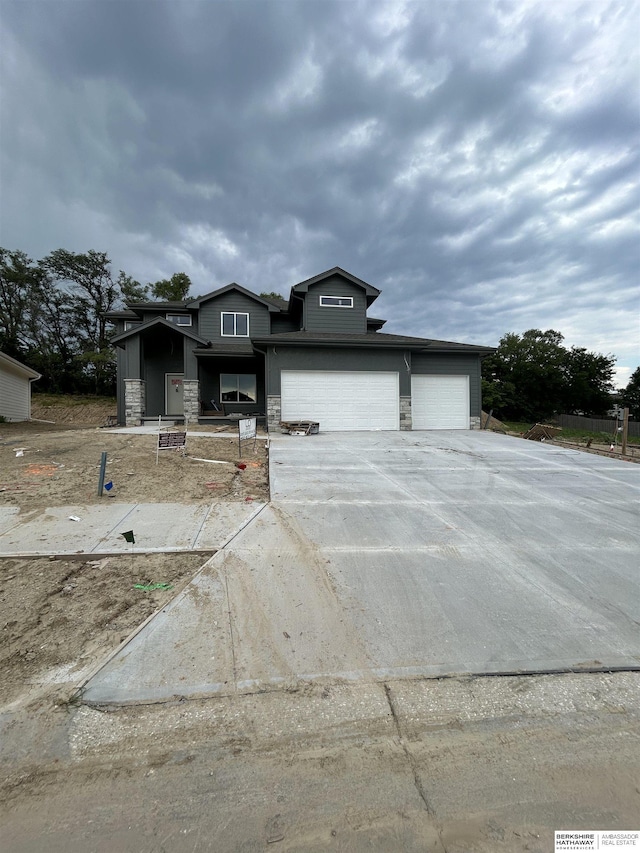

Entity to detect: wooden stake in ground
[621,407,629,456]
[97,451,107,496]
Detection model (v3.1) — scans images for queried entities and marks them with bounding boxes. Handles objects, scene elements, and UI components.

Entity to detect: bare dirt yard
[0,399,269,710]
[1,412,269,513]
[0,552,209,708]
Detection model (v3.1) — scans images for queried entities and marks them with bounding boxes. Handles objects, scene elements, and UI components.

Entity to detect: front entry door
[165,373,184,416]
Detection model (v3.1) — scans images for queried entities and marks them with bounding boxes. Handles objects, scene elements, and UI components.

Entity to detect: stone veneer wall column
[124,379,145,427]
[267,395,281,433]
[399,396,412,430]
[470,416,481,430]
[182,379,200,425]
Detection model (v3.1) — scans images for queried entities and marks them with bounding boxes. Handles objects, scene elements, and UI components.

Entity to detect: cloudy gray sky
[1,0,638,386]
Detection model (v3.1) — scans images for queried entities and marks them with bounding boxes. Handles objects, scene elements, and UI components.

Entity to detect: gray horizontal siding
[411,353,482,417]
[267,346,409,395]
[304,278,367,334]
[198,292,270,342]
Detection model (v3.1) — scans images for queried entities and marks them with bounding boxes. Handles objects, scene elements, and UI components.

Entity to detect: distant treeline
[0,247,191,395]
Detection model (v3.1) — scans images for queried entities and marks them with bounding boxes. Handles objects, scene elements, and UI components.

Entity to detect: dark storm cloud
[1,0,638,384]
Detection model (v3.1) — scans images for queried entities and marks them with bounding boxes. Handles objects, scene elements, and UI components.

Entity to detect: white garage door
[281,371,399,431]
[411,375,469,429]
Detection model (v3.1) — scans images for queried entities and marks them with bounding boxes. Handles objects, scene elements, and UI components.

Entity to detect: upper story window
[319,295,353,308]
[166,314,192,326]
[221,312,249,336]
[123,320,141,331]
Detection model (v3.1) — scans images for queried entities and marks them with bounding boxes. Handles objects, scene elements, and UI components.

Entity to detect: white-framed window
[319,295,353,308]
[123,320,141,331]
[221,373,257,403]
[221,312,249,336]
[166,314,192,326]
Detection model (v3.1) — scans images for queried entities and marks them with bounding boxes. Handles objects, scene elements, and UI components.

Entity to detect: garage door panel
[412,375,469,429]
[281,371,399,431]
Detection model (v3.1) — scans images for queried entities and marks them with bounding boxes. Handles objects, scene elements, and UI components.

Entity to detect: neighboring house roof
[260,294,289,310]
[0,351,41,380]
[104,309,139,320]
[110,316,208,346]
[187,283,284,311]
[252,331,493,354]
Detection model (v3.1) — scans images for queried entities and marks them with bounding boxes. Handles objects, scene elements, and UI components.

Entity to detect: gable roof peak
[290,267,380,303]
[187,282,283,311]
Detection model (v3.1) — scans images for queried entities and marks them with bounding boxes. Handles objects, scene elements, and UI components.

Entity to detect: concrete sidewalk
[81,430,640,705]
[0,501,265,555]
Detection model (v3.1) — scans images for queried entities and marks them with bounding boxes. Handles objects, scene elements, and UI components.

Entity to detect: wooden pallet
[279,420,320,435]
[522,423,562,441]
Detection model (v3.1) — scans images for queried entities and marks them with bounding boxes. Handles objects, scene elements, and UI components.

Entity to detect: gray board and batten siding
[266,346,411,396]
[303,278,367,334]
[142,326,185,416]
[197,291,270,343]
[267,347,481,416]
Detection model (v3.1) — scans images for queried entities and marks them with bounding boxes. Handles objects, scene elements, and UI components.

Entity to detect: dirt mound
[30,395,116,426]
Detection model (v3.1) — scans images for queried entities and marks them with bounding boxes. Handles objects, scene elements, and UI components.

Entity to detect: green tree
[41,249,120,394]
[562,347,615,416]
[0,248,45,359]
[25,280,81,393]
[620,367,640,419]
[482,329,615,421]
[117,272,148,304]
[150,272,191,301]
[260,291,285,301]
[482,329,567,421]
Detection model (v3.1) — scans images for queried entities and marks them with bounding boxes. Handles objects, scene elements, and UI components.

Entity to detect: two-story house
[107,267,493,431]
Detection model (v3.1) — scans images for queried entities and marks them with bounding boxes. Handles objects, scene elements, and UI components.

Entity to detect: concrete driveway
[270,430,640,675]
[83,431,640,704]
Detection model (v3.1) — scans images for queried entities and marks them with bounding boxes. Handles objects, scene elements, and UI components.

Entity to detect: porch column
[399,396,412,430]
[267,395,281,432]
[124,379,145,427]
[183,379,200,425]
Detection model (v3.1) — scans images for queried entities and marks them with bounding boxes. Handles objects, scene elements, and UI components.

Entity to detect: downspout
[252,344,269,421]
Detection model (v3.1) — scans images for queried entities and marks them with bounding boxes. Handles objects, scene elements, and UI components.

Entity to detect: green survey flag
[121,530,135,544]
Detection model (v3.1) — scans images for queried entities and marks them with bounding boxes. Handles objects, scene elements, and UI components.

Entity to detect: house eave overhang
[192,341,258,357]
[252,334,493,354]
[110,316,208,347]
[0,351,41,380]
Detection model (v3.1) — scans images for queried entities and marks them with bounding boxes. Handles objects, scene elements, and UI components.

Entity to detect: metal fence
[558,414,640,438]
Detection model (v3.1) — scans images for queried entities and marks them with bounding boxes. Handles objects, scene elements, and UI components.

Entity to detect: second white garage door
[411,375,469,429]
[281,371,399,431]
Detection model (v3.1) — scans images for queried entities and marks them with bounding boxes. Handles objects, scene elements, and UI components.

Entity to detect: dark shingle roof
[193,343,256,357]
[252,331,494,353]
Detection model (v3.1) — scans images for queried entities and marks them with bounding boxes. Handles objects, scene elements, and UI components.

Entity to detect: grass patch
[32,393,116,407]
[501,420,639,445]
